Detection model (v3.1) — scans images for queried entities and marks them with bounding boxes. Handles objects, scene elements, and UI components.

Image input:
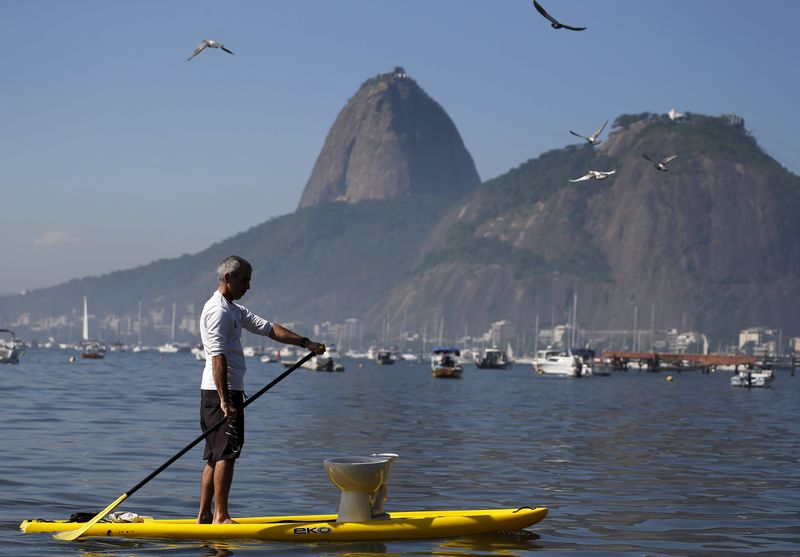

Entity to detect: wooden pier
[602,351,756,372]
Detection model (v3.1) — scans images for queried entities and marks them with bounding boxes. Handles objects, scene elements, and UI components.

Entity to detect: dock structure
[602,352,756,373]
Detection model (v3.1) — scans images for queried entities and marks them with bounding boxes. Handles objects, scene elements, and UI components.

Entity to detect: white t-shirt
[200,290,273,391]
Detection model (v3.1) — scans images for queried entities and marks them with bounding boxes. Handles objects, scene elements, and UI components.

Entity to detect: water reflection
[434,530,543,555]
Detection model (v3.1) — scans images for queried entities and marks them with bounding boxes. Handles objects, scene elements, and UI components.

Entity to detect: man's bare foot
[197,513,213,524]
[213,517,238,524]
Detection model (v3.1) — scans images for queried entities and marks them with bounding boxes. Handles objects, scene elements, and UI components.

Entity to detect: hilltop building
[721,113,745,128]
[667,108,685,121]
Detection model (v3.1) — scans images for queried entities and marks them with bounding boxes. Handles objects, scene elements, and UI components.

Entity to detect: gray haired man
[197,255,325,524]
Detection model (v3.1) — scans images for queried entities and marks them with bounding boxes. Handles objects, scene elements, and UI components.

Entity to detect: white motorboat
[289,346,344,372]
[0,329,21,364]
[431,346,463,379]
[731,367,774,388]
[475,347,512,369]
[532,349,582,377]
[157,343,180,354]
[108,342,127,352]
[191,344,206,361]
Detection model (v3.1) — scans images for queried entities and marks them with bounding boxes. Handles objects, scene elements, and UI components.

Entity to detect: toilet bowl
[369,453,398,517]
[324,454,398,522]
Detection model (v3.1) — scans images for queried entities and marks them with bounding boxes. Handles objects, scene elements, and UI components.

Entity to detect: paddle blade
[53,493,128,541]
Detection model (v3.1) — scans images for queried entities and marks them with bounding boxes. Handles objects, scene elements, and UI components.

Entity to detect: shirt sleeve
[239,305,273,336]
[202,306,231,358]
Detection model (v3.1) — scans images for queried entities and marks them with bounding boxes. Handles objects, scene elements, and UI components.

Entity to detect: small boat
[158,304,189,354]
[157,343,180,354]
[731,366,775,388]
[571,348,598,376]
[191,344,206,361]
[108,342,127,352]
[475,347,512,369]
[79,296,105,359]
[80,340,106,359]
[259,351,279,363]
[375,349,396,365]
[431,346,463,378]
[400,351,423,363]
[327,345,346,371]
[0,329,21,364]
[20,506,547,542]
[532,349,581,377]
[156,343,190,354]
[302,351,343,372]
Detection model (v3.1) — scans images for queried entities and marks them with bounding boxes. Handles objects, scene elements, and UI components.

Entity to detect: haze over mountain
[1,70,798,347]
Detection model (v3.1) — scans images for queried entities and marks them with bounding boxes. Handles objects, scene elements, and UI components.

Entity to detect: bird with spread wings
[533,1,587,31]
[570,120,608,145]
[187,39,235,61]
[569,170,616,183]
[642,154,678,171]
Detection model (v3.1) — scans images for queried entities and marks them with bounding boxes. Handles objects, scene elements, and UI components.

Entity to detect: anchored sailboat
[80,296,105,359]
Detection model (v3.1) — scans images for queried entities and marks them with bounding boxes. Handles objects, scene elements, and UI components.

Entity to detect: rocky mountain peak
[298,67,481,208]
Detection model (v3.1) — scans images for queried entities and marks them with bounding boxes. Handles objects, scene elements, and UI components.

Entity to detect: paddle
[55,350,317,541]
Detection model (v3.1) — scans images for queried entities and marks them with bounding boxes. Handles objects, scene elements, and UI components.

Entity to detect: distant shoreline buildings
[6,305,798,357]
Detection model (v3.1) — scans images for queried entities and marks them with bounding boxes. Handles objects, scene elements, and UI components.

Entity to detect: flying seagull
[187,39,235,61]
[569,170,615,183]
[570,120,608,145]
[642,154,678,171]
[533,0,587,31]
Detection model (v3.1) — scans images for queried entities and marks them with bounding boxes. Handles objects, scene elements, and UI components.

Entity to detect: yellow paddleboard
[21,506,547,542]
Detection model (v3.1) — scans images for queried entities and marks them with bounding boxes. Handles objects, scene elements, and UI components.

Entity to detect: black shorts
[200,390,244,462]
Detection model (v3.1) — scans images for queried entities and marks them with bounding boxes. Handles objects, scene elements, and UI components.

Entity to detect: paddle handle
[126,350,314,497]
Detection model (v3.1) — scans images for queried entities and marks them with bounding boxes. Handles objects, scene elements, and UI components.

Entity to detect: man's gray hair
[217,255,251,283]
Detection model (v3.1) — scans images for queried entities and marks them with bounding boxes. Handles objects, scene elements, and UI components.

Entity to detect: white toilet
[368,452,399,517]
[324,453,399,522]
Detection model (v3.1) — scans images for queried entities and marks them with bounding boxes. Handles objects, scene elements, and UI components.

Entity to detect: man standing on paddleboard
[199,255,325,524]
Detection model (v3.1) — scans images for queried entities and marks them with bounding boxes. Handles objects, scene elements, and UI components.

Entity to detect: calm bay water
[1,348,798,556]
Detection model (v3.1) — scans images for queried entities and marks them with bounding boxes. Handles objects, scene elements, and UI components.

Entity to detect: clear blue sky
[2,0,799,293]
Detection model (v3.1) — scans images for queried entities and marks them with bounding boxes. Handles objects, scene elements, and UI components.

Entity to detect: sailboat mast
[171,302,177,343]
[82,296,89,341]
[571,293,578,348]
[650,303,655,352]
